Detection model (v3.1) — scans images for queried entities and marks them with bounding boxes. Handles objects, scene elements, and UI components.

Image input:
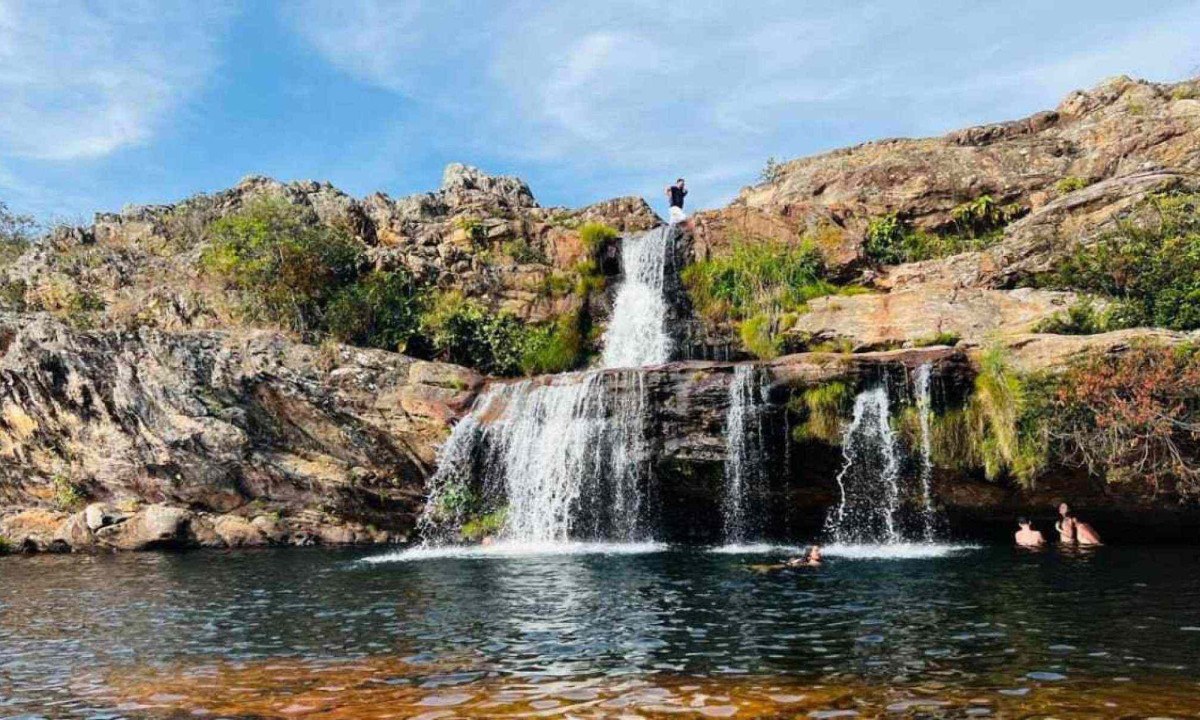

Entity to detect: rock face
[0,313,481,550]
[4,76,1200,552]
[2,164,661,331]
[695,76,1200,268]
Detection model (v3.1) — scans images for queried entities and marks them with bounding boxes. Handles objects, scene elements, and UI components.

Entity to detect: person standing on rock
[665,178,688,225]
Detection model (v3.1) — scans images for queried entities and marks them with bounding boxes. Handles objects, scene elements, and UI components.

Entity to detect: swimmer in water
[786,545,822,567]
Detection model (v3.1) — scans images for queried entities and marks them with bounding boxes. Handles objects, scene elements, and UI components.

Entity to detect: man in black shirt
[665,177,687,225]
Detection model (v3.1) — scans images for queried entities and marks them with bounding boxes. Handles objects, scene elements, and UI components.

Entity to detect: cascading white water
[914,363,937,540]
[422,226,675,544]
[721,364,768,544]
[601,225,673,368]
[824,387,904,545]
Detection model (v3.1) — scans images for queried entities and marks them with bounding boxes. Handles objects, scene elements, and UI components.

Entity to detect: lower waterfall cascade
[721,364,769,545]
[914,363,938,541]
[823,377,947,546]
[421,226,675,544]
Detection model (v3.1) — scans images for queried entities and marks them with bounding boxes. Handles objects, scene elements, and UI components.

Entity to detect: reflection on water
[1,546,1199,718]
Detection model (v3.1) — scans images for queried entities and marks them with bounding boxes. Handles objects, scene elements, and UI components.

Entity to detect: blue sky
[2,0,1199,223]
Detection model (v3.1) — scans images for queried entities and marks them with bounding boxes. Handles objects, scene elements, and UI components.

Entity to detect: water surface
[2,545,1199,718]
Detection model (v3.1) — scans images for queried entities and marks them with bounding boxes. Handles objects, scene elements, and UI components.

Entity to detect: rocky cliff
[2,75,1199,552]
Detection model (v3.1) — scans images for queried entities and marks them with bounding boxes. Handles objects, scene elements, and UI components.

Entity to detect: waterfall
[914,363,937,540]
[824,387,904,545]
[601,225,674,368]
[422,225,675,544]
[721,364,768,544]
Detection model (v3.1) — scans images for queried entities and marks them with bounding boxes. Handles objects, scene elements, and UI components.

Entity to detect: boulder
[96,504,191,551]
[212,515,268,547]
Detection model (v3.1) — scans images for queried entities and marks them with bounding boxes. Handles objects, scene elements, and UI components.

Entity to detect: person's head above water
[1018,517,1032,528]
[1058,502,1070,517]
[807,545,822,561]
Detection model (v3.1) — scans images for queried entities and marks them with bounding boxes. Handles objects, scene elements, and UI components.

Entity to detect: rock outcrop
[695,76,1200,268]
[0,313,480,550]
[2,164,660,332]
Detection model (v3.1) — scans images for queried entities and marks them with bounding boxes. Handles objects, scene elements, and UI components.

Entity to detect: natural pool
[2,544,1199,718]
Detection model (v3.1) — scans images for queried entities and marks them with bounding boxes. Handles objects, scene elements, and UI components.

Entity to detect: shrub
[201,197,363,334]
[454,216,486,245]
[683,238,848,359]
[911,331,961,348]
[420,292,529,376]
[863,200,1018,266]
[1040,192,1200,330]
[1042,344,1200,497]
[579,222,618,253]
[52,474,86,511]
[0,535,11,554]
[1172,84,1199,101]
[0,279,25,310]
[790,381,853,444]
[521,311,586,374]
[1055,176,1091,195]
[1032,298,1109,335]
[950,195,1023,239]
[325,270,425,352]
[502,237,547,264]
[0,201,36,268]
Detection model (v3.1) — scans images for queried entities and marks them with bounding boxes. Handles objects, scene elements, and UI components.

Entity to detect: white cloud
[0,0,234,160]
[289,0,1200,209]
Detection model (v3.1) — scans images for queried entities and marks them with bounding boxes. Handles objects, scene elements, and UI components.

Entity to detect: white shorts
[669,206,687,224]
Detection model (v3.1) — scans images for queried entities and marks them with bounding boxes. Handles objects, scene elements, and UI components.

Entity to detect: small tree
[0,200,37,266]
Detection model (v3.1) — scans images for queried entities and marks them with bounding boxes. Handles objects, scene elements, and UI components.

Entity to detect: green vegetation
[454,216,486,245]
[199,198,591,374]
[521,310,587,375]
[0,200,35,267]
[790,381,853,444]
[52,474,87,511]
[911,331,961,348]
[201,197,362,334]
[502,237,547,264]
[965,346,1046,484]
[1032,298,1110,335]
[1055,176,1091,195]
[324,270,425,352]
[1038,192,1200,330]
[460,508,507,542]
[1172,84,1199,101]
[0,535,11,555]
[419,292,531,376]
[863,196,1022,266]
[683,238,842,359]
[579,222,619,253]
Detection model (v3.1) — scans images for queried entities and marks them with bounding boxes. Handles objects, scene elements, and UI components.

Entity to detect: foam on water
[708,543,803,555]
[821,543,980,560]
[361,541,668,563]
